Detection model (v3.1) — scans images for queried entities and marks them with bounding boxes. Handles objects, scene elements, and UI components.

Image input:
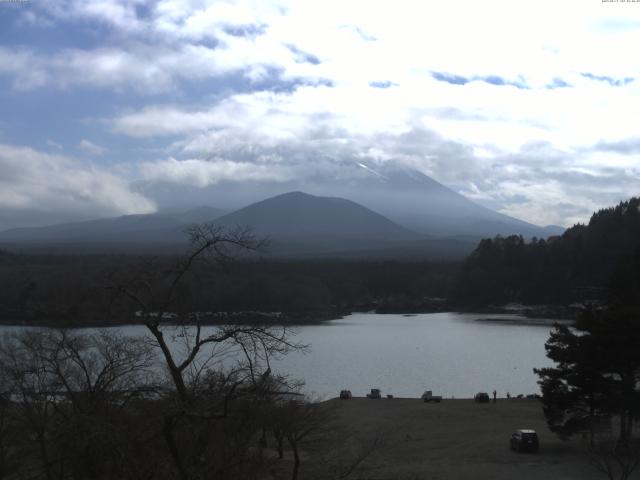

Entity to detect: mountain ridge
[0,177,564,258]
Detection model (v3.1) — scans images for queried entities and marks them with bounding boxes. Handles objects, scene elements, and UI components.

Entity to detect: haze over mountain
[0,206,224,248]
[318,162,564,238]
[0,190,474,258]
[143,162,564,240]
[0,172,563,258]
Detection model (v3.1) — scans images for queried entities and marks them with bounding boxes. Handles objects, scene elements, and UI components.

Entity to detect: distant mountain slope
[327,162,565,238]
[212,191,424,255]
[0,186,551,260]
[0,206,224,246]
[165,206,225,225]
[135,161,564,240]
[214,191,414,238]
[0,193,437,257]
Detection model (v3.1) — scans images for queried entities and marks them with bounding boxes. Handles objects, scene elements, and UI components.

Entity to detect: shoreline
[0,304,577,328]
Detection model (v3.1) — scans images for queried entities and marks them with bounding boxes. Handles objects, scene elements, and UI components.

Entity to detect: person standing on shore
[493,390,497,403]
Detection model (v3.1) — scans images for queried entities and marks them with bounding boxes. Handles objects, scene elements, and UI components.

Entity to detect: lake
[0,312,561,400]
[272,312,558,399]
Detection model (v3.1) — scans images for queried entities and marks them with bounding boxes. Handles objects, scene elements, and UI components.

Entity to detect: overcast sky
[1,0,639,230]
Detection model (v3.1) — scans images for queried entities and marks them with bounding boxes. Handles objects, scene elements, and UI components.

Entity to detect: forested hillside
[453,197,640,307]
[0,253,457,326]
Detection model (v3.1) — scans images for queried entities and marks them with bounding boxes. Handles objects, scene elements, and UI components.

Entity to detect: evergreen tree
[535,306,640,445]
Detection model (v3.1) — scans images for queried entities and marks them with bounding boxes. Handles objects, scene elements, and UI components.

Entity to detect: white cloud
[46,139,63,150]
[78,139,107,155]
[0,144,155,227]
[112,84,640,227]
[139,157,297,186]
[3,0,640,226]
[39,0,147,32]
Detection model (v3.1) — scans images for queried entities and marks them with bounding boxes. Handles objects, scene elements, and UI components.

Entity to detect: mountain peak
[213,191,417,245]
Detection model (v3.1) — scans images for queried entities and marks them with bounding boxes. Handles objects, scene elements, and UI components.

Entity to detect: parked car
[366,388,381,399]
[421,390,442,403]
[339,389,352,399]
[510,429,539,453]
[474,392,490,403]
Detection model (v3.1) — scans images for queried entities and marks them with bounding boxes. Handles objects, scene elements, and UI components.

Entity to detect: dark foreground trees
[0,224,375,480]
[0,328,159,480]
[454,197,640,307]
[535,306,640,480]
[106,224,308,479]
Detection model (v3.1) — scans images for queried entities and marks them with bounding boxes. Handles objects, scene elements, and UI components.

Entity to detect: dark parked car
[339,389,352,399]
[366,388,381,399]
[474,392,490,403]
[510,429,539,453]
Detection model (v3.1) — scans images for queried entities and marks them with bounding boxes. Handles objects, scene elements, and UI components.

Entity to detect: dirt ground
[280,397,605,480]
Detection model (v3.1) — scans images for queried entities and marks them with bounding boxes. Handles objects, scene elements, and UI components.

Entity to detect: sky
[0,0,639,230]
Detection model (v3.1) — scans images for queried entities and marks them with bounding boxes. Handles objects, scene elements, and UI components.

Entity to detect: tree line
[0,250,458,327]
[521,198,640,480]
[453,197,640,308]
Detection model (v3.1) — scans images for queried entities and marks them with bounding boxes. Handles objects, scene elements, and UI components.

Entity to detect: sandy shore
[287,397,602,480]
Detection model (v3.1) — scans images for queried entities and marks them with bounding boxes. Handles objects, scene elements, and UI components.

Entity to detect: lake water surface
[273,312,558,399]
[1,312,560,400]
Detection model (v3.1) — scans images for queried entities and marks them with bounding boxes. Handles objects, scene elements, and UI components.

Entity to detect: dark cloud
[581,72,634,86]
[432,72,469,85]
[476,75,529,89]
[223,23,268,38]
[593,137,640,154]
[286,44,321,65]
[369,80,396,88]
[546,77,571,89]
[432,72,528,89]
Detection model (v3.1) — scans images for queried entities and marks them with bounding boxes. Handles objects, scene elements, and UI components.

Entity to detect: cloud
[546,77,571,89]
[0,144,155,230]
[111,85,640,227]
[0,46,240,93]
[0,1,329,94]
[78,139,107,155]
[581,72,634,87]
[432,72,529,89]
[40,0,147,32]
[369,80,396,89]
[3,0,640,228]
[593,137,640,155]
[139,157,297,187]
[432,72,469,86]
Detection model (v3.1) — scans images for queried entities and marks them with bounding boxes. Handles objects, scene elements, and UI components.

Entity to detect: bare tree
[109,224,306,480]
[280,399,331,480]
[0,370,18,480]
[0,329,158,480]
[584,435,640,480]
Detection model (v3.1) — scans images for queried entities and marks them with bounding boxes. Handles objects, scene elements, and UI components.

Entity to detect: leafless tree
[0,328,158,480]
[109,223,307,480]
[585,434,640,480]
[280,399,332,480]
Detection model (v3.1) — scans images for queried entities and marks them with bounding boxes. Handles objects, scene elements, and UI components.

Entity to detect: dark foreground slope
[290,398,599,480]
